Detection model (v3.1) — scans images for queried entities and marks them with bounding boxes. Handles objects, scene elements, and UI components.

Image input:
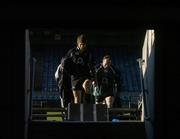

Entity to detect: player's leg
[72,79,83,104]
[72,90,81,104]
[83,79,96,103]
[105,96,114,108]
[82,79,92,94]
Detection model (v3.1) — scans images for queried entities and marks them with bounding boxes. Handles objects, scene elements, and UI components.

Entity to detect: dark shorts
[96,88,114,103]
[96,94,114,103]
[71,77,87,91]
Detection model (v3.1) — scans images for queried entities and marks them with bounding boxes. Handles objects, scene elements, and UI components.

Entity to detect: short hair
[103,55,111,60]
[77,34,87,44]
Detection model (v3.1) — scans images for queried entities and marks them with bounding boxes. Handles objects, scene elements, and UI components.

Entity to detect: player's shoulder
[68,47,76,53]
[66,47,77,56]
[111,65,119,71]
[96,66,103,72]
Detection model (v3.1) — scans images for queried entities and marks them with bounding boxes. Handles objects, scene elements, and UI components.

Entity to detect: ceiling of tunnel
[30,28,146,48]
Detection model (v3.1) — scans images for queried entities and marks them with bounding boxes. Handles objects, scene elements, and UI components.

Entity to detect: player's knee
[83,79,92,89]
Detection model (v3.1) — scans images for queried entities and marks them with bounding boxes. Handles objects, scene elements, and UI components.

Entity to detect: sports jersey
[96,65,121,96]
[63,47,95,81]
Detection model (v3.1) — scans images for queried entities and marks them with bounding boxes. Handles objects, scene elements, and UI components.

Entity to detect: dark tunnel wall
[29,29,145,47]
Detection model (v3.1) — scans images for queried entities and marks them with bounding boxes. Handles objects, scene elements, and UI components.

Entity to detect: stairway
[28,121,145,139]
[29,104,145,139]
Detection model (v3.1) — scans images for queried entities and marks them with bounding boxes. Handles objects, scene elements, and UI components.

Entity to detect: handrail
[137,58,150,121]
[29,57,37,120]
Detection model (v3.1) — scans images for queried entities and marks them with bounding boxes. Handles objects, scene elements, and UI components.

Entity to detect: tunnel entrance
[25,28,155,139]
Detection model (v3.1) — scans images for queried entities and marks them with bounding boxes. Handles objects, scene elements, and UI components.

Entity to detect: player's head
[102,55,111,69]
[77,34,87,52]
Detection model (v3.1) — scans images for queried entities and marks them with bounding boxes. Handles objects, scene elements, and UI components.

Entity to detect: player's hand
[92,81,97,86]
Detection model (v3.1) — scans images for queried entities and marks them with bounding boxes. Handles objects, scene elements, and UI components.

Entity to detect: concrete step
[28,121,145,139]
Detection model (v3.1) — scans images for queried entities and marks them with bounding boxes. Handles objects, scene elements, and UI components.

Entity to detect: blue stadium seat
[32,46,142,102]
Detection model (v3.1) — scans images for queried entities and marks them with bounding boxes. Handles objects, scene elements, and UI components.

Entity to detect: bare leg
[82,79,92,94]
[105,96,114,108]
[73,90,82,104]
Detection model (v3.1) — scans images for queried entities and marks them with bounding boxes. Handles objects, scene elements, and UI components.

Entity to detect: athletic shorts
[96,88,114,103]
[71,77,87,91]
